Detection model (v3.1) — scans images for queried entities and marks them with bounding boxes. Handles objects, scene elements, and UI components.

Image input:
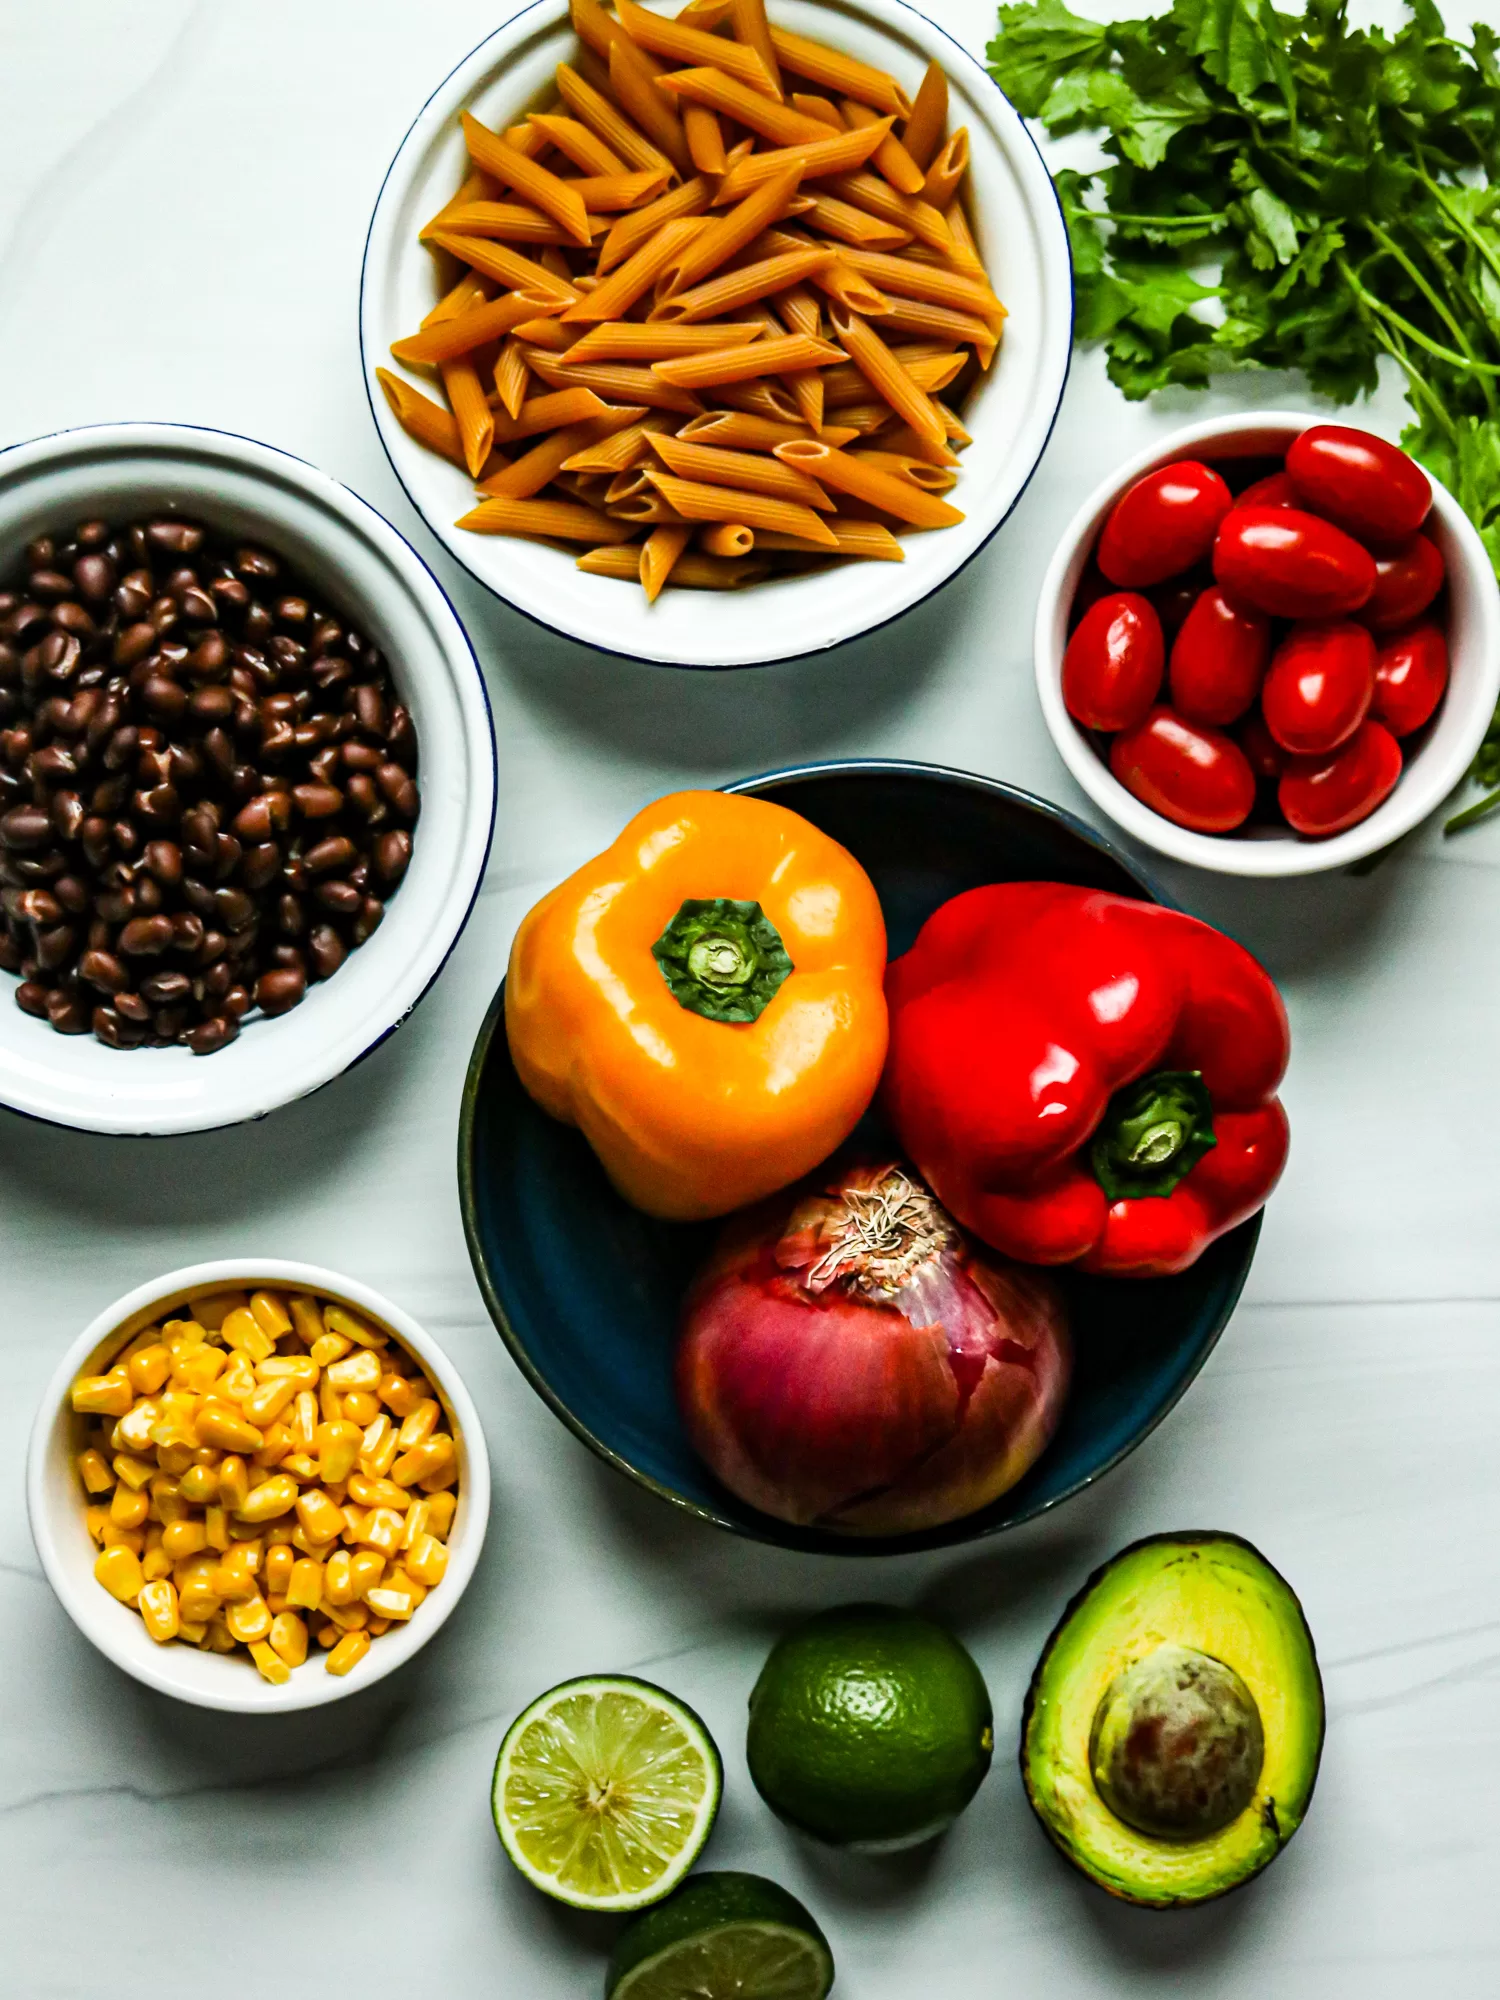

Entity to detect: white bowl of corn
[27,1260,489,1712]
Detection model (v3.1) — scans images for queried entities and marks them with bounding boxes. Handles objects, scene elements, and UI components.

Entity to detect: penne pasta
[652,67,836,146]
[527,110,627,175]
[566,322,768,361]
[651,330,846,386]
[562,412,678,472]
[876,293,999,363]
[922,129,970,211]
[803,195,912,249]
[610,491,689,523]
[390,289,564,366]
[644,470,839,545]
[428,230,579,302]
[640,523,692,599]
[616,0,781,97]
[699,522,756,557]
[824,399,894,434]
[683,104,728,174]
[457,496,639,542]
[840,98,926,195]
[439,357,495,477]
[660,165,806,297]
[828,303,946,442]
[715,378,805,423]
[565,215,708,323]
[835,248,1005,321]
[477,408,647,499]
[526,349,707,415]
[732,0,784,95]
[491,387,613,442]
[773,439,963,526]
[510,316,582,350]
[578,545,768,587]
[651,246,836,322]
[766,27,911,116]
[942,198,988,280]
[426,200,595,246]
[850,448,958,492]
[608,38,694,178]
[754,519,905,558]
[901,60,948,171]
[493,336,531,419]
[421,169,499,241]
[649,431,834,506]
[420,272,491,329]
[460,112,592,245]
[823,172,953,253]
[555,62,673,179]
[375,368,466,467]
[709,120,891,201]
[677,411,857,450]
[877,419,961,466]
[792,92,844,126]
[597,176,712,275]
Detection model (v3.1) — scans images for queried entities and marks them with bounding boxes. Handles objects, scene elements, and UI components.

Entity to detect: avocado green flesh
[1023,1536,1324,1907]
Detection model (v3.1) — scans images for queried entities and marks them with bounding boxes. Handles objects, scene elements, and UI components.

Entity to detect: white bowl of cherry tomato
[1034,412,1500,875]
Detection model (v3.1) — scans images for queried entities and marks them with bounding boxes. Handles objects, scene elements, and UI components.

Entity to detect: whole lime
[746,1604,993,1851]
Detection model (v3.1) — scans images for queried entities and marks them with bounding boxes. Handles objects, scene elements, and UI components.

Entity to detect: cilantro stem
[1335,257,1500,374]
[1414,158,1500,305]
[1104,210,1228,228]
[1366,317,1456,443]
[1444,788,1500,834]
[1364,223,1499,417]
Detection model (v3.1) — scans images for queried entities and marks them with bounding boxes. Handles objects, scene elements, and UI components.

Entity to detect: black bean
[1,804,52,850]
[186,1014,237,1054]
[80,950,129,993]
[119,915,174,956]
[307,924,346,980]
[16,979,49,1016]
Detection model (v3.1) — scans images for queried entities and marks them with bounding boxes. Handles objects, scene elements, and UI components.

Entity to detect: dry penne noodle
[640,523,692,600]
[458,496,638,541]
[390,289,564,365]
[840,98,925,194]
[767,27,911,116]
[651,331,846,387]
[902,60,948,171]
[699,522,756,557]
[710,120,890,201]
[754,519,905,558]
[649,431,834,506]
[644,470,839,546]
[566,322,768,361]
[652,246,835,322]
[774,439,963,526]
[383,11,1002,594]
[460,113,592,246]
[616,0,780,95]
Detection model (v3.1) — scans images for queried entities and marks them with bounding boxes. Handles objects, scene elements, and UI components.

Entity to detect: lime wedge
[607,1872,835,2000]
[492,1675,721,1912]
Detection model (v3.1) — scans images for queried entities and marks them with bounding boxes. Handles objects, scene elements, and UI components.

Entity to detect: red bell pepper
[882,883,1290,1278]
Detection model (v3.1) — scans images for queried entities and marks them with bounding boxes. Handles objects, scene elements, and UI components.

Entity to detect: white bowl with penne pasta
[360,0,1072,666]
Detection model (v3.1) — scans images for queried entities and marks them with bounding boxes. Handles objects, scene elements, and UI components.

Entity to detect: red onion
[677,1161,1071,1535]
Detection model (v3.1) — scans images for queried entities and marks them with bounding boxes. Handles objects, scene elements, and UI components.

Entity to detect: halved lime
[492,1674,721,1911]
[607,1872,835,2000]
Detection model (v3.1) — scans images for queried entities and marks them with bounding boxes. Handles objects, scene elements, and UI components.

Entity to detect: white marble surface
[2,3,1498,1993]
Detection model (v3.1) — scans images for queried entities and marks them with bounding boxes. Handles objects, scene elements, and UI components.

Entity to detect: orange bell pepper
[505,790,888,1220]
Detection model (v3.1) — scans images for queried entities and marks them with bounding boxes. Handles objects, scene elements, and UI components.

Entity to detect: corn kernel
[204,1503,230,1551]
[320,1599,369,1632]
[269,1611,308,1668]
[252,1422,292,1470]
[191,1292,248,1333]
[162,1315,205,1352]
[250,1289,293,1338]
[100,1522,145,1554]
[290,1295,326,1346]
[318,1375,343,1425]
[365,1587,413,1621]
[257,1354,318,1387]
[264,1544,295,1595]
[197,1402,264,1453]
[75,1448,115,1495]
[378,1372,419,1418]
[385,1565,426,1608]
[114,1399,161,1453]
[287,1558,324,1610]
[179,1585,222,1624]
[282,1452,320,1483]
[244,1378,297,1427]
[418,1456,459,1495]
[217,1454,250,1510]
[95,1545,144,1602]
[212,1561,258,1603]
[71,1369,133,1417]
[310,1331,351,1369]
[367,1617,392,1636]
[218,1355,258,1403]
[154,1443,198,1476]
[237,1474,297,1524]
[407,1534,450,1588]
[110,1452,154,1492]
[326,1631,370,1676]
[226,1594,272,1644]
[360,1507,405,1557]
[348,1474,408,1511]
[138,1579,180,1643]
[342,1391,381,1427]
[396,1400,440,1450]
[391,1434,454,1488]
[109,1484,149,1529]
[178,1619,209,1645]
[400,1500,430,1551]
[142,1546,174,1582]
[162,1519,208,1560]
[124,1341,172,1393]
[178,1463,220,1505]
[172,1344,225,1392]
[149,1474,189,1525]
[249,1639,291,1684]
[85,1504,110,1545]
[348,1550,385,1598]
[204,1617,239,1653]
[323,1549,356,1606]
[357,1414,397,1479]
[221,1308,276,1364]
[326,1350,381,1394]
[295,1489,344,1545]
[289,1391,319,1452]
[315,1420,362,1484]
[324,1305,387,1350]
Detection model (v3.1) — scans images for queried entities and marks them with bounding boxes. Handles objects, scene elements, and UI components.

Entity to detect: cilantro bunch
[988,0,1500,826]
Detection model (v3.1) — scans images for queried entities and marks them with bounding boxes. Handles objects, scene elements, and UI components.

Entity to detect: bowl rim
[457,756,1258,1554]
[358,0,1074,671]
[0,418,498,1135]
[1033,407,1500,876]
[26,1257,490,1712]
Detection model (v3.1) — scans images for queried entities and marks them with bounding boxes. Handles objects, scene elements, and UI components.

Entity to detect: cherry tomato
[1097,460,1233,588]
[1232,471,1299,511]
[1168,586,1271,726]
[1372,620,1449,736]
[1109,705,1257,833]
[1213,506,1376,618]
[1238,708,1287,783]
[1358,532,1445,633]
[1261,619,1376,754]
[1285,424,1431,543]
[1062,593,1164,732]
[1278,722,1403,836]
[1147,566,1212,640]
[1069,563,1113,631]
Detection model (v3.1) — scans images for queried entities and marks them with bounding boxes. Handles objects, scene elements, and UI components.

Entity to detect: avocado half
[1021,1533,1324,1908]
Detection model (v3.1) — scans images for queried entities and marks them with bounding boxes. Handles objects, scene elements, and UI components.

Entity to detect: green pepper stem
[1091,1070,1218,1202]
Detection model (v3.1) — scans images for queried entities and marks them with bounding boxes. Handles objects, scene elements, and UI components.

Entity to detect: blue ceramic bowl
[458,761,1261,1555]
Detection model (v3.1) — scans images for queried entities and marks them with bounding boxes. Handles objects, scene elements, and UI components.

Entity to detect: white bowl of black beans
[0,423,495,1133]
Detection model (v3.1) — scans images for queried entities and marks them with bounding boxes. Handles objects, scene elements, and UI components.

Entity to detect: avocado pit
[1089,1642,1265,1842]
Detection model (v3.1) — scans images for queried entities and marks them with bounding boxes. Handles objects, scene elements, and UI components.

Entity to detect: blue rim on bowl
[359,0,1073,670]
[458,759,1261,1554]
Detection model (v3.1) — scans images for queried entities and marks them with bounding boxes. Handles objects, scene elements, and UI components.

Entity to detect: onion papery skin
[676,1164,1071,1536]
